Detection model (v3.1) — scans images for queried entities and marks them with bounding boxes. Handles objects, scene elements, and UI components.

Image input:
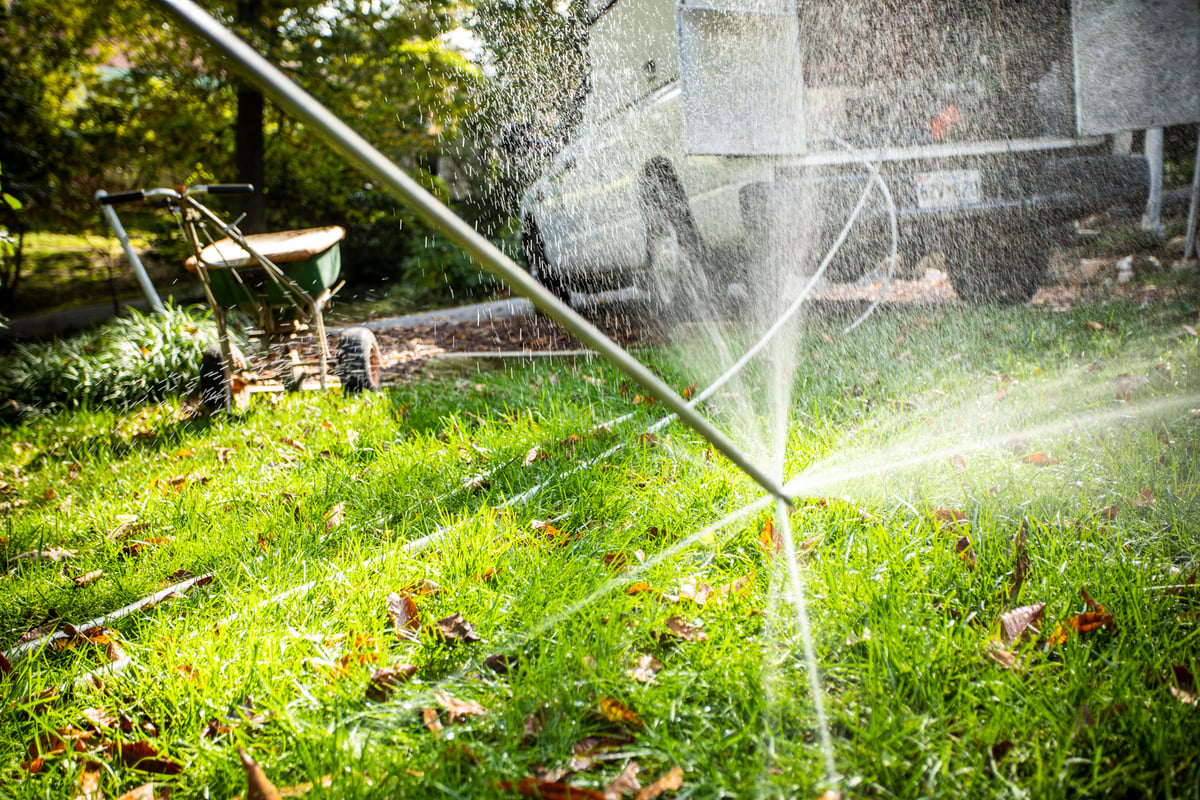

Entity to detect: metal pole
[1185,128,1200,262]
[96,191,166,313]
[151,0,792,505]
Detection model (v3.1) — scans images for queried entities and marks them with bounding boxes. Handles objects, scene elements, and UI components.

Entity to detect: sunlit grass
[2,292,1199,799]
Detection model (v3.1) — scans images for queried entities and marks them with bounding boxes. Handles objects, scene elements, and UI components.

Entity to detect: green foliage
[0,304,226,416]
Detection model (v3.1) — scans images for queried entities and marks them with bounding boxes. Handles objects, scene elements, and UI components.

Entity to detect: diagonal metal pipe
[152,0,791,504]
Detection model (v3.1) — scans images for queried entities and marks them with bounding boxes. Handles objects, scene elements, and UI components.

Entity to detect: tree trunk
[236,84,266,234]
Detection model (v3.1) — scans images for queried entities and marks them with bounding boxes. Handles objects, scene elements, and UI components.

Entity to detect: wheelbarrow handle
[193,184,255,195]
[97,190,147,205]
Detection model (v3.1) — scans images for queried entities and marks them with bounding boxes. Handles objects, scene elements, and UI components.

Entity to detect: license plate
[914,169,982,210]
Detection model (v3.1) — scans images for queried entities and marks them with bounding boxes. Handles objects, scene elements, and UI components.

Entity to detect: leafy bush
[0,304,226,417]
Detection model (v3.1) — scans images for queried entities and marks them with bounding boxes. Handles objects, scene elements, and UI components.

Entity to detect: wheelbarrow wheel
[336,327,382,394]
[199,343,248,411]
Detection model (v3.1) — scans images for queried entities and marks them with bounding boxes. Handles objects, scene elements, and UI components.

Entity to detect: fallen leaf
[523,446,548,467]
[1184,324,1198,338]
[633,765,683,800]
[709,573,755,604]
[365,665,419,702]
[1048,611,1116,647]
[597,697,643,728]
[998,603,1045,646]
[386,593,421,641]
[9,547,77,565]
[239,747,281,800]
[1166,665,1197,706]
[1022,452,1059,466]
[76,760,103,800]
[603,552,631,571]
[955,536,976,570]
[656,616,707,643]
[986,648,1018,669]
[402,579,443,596]
[278,775,333,798]
[430,613,480,645]
[497,777,607,799]
[484,653,520,675]
[1114,373,1141,402]
[324,502,345,532]
[990,740,1014,761]
[625,582,657,597]
[935,508,969,528]
[605,760,641,799]
[1128,487,1156,507]
[637,433,658,448]
[952,455,968,473]
[681,383,696,400]
[110,740,182,775]
[279,437,307,455]
[758,519,782,555]
[625,655,663,683]
[1085,320,1105,331]
[1009,523,1029,602]
[120,538,171,558]
[114,784,158,800]
[72,570,104,588]
[435,692,488,723]
[422,707,444,734]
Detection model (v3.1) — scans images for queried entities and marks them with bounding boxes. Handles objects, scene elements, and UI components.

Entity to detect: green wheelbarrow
[100,183,383,411]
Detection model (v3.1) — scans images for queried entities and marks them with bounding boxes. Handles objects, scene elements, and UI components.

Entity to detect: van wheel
[522,218,572,306]
[947,224,1047,306]
[639,166,711,316]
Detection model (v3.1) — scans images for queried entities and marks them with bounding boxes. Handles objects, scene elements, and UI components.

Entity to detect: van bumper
[740,153,1149,242]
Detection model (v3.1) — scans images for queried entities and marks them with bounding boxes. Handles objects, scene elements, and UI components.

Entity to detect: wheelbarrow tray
[187,226,345,314]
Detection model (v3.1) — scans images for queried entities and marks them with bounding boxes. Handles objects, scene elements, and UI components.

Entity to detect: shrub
[0,304,228,417]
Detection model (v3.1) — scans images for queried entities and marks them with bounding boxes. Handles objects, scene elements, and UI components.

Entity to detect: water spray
[151,0,791,507]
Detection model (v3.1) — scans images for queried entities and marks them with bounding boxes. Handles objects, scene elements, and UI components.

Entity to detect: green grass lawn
[2,291,1199,799]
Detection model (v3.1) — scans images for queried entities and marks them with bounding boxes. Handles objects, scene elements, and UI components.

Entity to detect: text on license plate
[915,169,982,210]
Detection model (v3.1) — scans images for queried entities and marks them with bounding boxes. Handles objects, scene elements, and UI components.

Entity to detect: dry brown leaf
[660,616,707,643]
[386,593,421,642]
[605,760,642,800]
[523,446,548,467]
[597,697,643,728]
[1129,488,1156,507]
[422,707,444,734]
[323,502,345,532]
[70,570,104,589]
[955,536,976,570]
[1085,320,1105,331]
[1047,611,1116,648]
[277,775,333,798]
[680,383,696,400]
[637,432,658,448]
[1008,522,1029,603]
[113,784,158,800]
[9,546,77,565]
[110,741,182,775]
[632,765,683,800]
[625,582,657,597]
[990,740,1015,761]
[402,579,443,596]
[998,603,1045,646]
[497,777,607,799]
[484,653,520,675]
[758,518,782,555]
[1022,452,1059,467]
[75,760,103,800]
[430,612,480,645]
[365,665,418,702]
[239,747,281,800]
[603,552,631,572]
[935,508,968,528]
[435,692,488,723]
[952,455,968,473]
[625,655,663,683]
[986,648,1018,669]
[1167,665,1197,706]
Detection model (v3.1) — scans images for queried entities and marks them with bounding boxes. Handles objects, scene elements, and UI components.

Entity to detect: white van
[517,0,1199,308]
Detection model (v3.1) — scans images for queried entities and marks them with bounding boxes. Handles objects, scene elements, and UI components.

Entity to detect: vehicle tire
[199,343,247,412]
[336,327,382,394]
[638,163,712,317]
[522,217,572,306]
[947,223,1048,306]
